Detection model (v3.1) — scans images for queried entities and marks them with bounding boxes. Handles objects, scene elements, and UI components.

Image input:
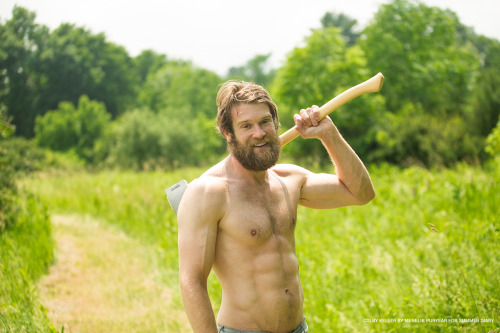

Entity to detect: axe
[166,73,385,215]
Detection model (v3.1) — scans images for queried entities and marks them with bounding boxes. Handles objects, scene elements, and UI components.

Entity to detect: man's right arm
[177,178,225,333]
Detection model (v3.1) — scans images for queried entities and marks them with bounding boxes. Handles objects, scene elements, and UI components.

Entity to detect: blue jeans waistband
[217,318,308,333]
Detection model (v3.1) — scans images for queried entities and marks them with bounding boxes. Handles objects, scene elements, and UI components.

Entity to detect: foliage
[133,49,169,86]
[468,36,500,136]
[0,6,49,137]
[0,191,56,332]
[0,7,136,137]
[21,162,500,332]
[0,109,17,232]
[40,24,136,118]
[320,12,360,46]
[35,95,110,162]
[371,103,483,167]
[95,109,225,170]
[0,105,14,139]
[271,27,385,164]
[297,162,499,331]
[138,61,221,117]
[2,1,500,168]
[360,0,480,116]
[226,53,276,87]
[0,137,47,174]
[1,104,56,331]
[485,118,500,156]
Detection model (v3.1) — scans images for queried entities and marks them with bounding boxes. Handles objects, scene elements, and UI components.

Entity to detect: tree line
[1,0,499,170]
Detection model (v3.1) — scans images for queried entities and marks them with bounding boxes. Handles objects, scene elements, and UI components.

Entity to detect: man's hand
[293,105,337,140]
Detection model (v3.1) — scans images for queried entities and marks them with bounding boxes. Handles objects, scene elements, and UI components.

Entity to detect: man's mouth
[253,142,267,148]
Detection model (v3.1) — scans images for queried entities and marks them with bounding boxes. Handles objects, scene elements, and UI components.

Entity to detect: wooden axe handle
[279,72,384,146]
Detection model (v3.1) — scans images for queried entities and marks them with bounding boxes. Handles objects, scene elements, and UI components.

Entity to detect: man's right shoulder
[186,175,228,199]
[177,175,227,221]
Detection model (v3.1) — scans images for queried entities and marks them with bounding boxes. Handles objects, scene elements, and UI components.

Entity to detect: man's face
[227,103,280,172]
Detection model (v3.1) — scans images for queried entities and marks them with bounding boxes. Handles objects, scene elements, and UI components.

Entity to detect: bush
[370,103,483,167]
[0,108,17,232]
[0,192,56,332]
[0,138,47,173]
[485,118,500,156]
[138,61,221,118]
[95,109,225,170]
[35,95,111,162]
[1,105,56,331]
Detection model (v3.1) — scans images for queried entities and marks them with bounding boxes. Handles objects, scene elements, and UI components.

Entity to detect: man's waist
[217,317,308,333]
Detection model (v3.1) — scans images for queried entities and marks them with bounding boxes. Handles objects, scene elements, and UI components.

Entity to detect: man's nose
[251,125,266,138]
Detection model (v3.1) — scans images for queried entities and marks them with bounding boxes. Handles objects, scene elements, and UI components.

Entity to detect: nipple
[251,229,257,236]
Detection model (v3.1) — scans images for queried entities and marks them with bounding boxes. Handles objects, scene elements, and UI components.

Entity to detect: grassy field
[0,191,56,332]
[20,160,500,332]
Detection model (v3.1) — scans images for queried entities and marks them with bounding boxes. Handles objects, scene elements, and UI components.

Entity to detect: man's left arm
[294,105,375,209]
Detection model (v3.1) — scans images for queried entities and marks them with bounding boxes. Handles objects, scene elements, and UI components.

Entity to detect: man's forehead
[232,103,271,118]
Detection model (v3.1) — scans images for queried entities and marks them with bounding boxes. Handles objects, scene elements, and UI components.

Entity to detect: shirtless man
[177,81,375,333]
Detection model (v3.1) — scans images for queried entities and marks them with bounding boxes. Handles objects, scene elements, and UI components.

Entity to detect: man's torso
[204,159,306,332]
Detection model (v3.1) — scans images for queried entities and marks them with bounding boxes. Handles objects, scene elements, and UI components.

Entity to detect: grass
[297,162,500,331]
[19,160,500,332]
[0,191,56,332]
[39,214,190,332]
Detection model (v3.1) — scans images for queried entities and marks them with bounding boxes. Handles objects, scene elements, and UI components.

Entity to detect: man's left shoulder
[271,163,310,177]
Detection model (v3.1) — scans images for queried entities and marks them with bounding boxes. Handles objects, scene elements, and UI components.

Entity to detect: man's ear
[222,130,232,143]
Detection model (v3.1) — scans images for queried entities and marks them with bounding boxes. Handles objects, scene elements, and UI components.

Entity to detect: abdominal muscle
[214,232,304,332]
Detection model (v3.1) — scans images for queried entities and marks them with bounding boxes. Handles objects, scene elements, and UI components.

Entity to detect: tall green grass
[21,161,499,332]
[297,162,499,331]
[0,191,56,332]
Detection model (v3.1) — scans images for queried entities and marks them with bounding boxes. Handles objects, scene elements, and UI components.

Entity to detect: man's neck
[226,154,270,185]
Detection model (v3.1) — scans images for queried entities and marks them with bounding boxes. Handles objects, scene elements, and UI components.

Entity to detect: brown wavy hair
[216,81,279,135]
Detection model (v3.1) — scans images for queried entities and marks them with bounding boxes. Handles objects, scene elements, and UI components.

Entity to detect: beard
[228,132,281,172]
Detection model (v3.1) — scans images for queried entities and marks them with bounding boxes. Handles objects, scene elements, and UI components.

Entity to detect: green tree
[1,7,137,137]
[320,12,360,46]
[271,27,385,163]
[0,104,14,140]
[0,105,16,231]
[360,0,480,116]
[133,49,168,86]
[40,23,136,118]
[138,61,221,118]
[35,95,110,161]
[467,36,500,136]
[227,53,276,87]
[97,109,224,170]
[371,103,481,166]
[485,118,500,156]
[0,6,50,137]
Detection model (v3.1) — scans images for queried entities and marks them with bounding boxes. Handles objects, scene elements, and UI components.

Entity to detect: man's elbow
[356,188,376,206]
[179,272,207,294]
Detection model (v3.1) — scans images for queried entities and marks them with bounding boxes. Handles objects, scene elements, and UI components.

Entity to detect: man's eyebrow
[236,115,272,127]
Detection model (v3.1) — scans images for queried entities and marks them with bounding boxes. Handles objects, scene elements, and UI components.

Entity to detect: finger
[312,105,320,122]
[299,108,311,125]
[307,107,318,126]
[294,114,303,127]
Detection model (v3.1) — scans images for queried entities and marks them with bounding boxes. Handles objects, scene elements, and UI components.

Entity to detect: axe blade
[165,180,188,216]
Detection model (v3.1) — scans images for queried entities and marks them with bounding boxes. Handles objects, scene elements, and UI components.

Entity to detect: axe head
[165,180,188,216]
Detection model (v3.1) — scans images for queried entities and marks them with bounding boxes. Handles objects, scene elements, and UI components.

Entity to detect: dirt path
[39,214,190,332]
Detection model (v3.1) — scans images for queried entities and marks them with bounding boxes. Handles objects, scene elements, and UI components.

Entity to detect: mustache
[250,134,279,146]
[250,139,270,146]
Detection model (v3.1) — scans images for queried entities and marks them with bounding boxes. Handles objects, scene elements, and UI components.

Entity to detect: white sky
[1,0,499,75]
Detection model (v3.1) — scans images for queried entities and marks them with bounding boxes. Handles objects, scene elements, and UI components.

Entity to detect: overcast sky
[2,0,499,75]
